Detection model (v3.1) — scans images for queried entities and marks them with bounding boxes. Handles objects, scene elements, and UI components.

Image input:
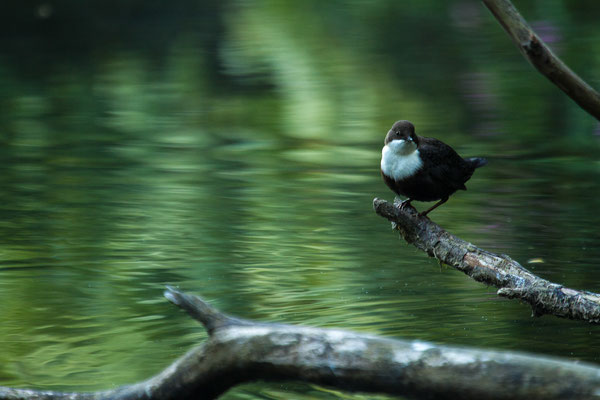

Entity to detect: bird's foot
[393,197,419,215]
[398,199,413,211]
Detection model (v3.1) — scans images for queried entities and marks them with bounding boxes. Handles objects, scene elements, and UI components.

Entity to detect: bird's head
[384,120,418,154]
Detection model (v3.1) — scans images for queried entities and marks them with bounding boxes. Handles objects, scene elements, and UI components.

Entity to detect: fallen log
[1,287,600,400]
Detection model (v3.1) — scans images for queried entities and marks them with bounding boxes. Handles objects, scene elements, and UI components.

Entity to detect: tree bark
[373,197,600,323]
[481,0,600,120]
[1,287,600,400]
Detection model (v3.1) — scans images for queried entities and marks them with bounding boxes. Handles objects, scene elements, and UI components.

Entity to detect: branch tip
[163,286,249,335]
[164,286,181,305]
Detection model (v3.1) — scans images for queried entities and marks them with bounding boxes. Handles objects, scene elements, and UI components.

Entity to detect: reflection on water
[1,1,600,398]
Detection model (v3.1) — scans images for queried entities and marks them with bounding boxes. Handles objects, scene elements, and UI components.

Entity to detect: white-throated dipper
[380,120,487,216]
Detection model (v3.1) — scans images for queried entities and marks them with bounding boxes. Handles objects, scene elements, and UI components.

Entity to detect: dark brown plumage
[380,120,487,216]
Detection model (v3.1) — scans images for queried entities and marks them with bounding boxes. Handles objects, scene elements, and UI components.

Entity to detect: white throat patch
[381,140,423,180]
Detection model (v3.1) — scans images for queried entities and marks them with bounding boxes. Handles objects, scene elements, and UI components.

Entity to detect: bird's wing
[418,137,469,191]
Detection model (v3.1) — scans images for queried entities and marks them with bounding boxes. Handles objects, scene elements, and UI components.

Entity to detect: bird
[380,120,487,217]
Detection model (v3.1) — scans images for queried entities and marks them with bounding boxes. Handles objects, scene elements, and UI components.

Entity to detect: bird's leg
[419,197,448,217]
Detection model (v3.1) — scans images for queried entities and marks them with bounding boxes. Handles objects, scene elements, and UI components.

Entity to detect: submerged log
[373,197,600,324]
[1,287,600,400]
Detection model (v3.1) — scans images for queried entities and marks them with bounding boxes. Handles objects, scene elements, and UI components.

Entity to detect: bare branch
[373,197,600,323]
[2,288,600,400]
[481,0,600,120]
[164,286,252,335]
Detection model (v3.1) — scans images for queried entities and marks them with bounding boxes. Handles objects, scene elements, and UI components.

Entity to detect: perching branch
[2,287,600,400]
[482,0,600,120]
[373,197,600,323]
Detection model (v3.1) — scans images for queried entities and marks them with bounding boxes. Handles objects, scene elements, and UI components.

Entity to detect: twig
[481,0,600,120]
[373,197,600,323]
[164,285,252,335]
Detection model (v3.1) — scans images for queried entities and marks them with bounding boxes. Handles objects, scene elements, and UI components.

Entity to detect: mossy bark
[373,197,600,323]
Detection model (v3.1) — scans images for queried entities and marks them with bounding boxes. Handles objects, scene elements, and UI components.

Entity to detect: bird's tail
[466,157,488,169]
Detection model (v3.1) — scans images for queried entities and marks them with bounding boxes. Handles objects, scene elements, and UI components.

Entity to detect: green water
[1,1,600,398]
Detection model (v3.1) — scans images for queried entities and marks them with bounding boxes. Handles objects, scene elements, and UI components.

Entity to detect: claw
[399,199,413,210]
